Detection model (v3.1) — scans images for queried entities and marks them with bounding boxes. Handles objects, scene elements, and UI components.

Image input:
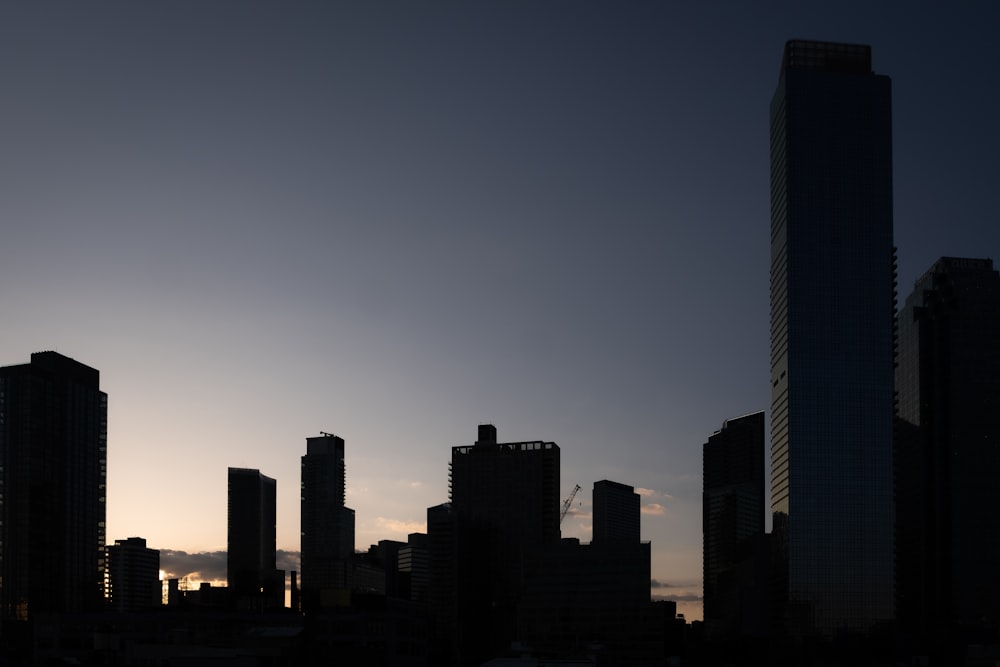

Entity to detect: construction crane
[560,484,581,525]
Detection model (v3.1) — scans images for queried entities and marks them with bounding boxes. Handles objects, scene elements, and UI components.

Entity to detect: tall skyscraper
[227,467,283,609]
[300,432,355,609]
[769,40,895,633]
[702,411,767,638]
[0,352,108,620]
[432,424,560,664]
[448,424,561,590]
[592,479,640,543]
[106,537,161,612]
[426,502,462,664]
[896,257,1000,641]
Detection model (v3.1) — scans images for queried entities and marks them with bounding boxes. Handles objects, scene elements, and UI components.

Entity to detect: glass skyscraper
[896,257,1000,642]
[702,411,765,635]
[592,479,640,543]
[227,467,283,609]
[769,40,895,634]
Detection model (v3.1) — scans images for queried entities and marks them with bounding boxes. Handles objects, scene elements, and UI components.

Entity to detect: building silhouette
[448,424,561,591]
[519,479,658,665]
[430,423,560,665]
[363,539,406,598]
[769,40,895,634]
[0,351,108,621]
[896,257,1000,648]
[702,411,769,642]
[397,532,429,604]
[300,432,355,609]
[106,537,161,612]
[227,467,283,610]
[592,479,640,543]
[426,502,462,663]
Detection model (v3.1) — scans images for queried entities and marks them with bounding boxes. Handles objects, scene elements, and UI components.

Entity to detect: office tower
[398,533,430,604]
[433,424,560,664]
[0,351,108,620]
[769,40,895,634]
[364,539,405,598]
[896,257,1000,640]
[592,479,640,543]
[519,477,655,663]
[702,411,768,638]
[227,467,283,609]
[449,424,560,592]
[426,502,461,665]
[106,537,161,612]
[449,424,560,545]
[300,432,355,609]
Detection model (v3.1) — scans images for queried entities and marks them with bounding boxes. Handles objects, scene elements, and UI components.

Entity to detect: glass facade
[227,467,282,608]
[895,258,1000,636]
[769,40,895,634]
[702,412,765,631]
[592,479,640,543]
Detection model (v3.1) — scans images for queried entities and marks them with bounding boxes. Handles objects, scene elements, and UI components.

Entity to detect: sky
[2,2,999,622]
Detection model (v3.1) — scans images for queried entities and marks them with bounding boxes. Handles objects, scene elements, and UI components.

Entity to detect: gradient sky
[3,2,999,621]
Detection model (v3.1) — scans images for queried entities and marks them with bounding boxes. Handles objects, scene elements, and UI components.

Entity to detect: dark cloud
[276,549,300,573]
[160,549,299,581]
[159,549,302,583]
[159,550,227,582]
[650,579,702,602]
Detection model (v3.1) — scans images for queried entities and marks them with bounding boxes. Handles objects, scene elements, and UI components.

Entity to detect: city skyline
[3,2,1000,623]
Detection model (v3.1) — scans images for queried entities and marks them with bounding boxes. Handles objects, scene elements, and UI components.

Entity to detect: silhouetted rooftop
[781,39,871,75]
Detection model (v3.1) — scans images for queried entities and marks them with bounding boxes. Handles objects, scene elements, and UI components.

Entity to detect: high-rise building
[769,40,895,633]
[432,424,560,664]
[448,424,560,592]
[426,502,461,664]
[106,537,161,612]
[227,467,283,609]
[300,432,355,609]
[520,477,656,662]
[0,351,108,620]
[896,257,1000,640]
[398,533,429,604]
[592,479,640,543]
[702,411,767,638]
